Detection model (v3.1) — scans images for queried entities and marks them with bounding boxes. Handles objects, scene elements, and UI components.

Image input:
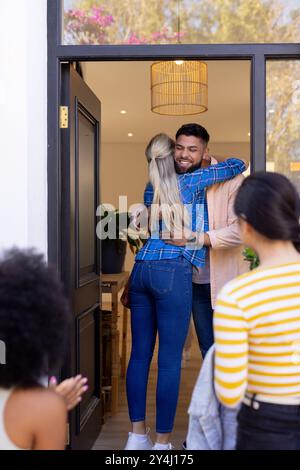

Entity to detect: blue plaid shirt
[135,158,246,267]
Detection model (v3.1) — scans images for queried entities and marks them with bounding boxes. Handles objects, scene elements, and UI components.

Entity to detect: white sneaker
[152,442,174,451]
[124,429,153,450]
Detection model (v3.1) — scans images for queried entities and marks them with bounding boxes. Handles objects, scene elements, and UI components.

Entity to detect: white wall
[0,0,47,255]
[209,142,250,161]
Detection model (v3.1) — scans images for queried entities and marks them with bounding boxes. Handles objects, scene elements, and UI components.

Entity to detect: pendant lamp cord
[177,0,181,44]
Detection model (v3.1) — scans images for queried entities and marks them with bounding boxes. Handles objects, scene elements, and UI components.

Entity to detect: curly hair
[0,248,71,388]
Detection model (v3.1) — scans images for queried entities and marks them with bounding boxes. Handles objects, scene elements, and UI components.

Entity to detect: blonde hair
[145,133,189,236]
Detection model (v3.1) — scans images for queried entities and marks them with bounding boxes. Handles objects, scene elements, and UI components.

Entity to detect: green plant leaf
[243,247,260,270]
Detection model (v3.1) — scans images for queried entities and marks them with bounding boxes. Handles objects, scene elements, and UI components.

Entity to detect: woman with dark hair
[213,172,300,450]
[0,248,74,450]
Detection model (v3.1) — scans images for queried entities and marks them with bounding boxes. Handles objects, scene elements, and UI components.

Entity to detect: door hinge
[66,423,70,446]
[60,106,69,129]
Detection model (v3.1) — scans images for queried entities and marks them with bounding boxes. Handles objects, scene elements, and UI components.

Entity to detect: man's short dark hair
[176,123,210,145]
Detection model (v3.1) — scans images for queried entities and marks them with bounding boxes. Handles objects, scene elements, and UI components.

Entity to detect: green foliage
[181,0,299,44]
[67,0,300,45]
[266,60,300,187]
[66,0,180,44]
[243,247,260,270]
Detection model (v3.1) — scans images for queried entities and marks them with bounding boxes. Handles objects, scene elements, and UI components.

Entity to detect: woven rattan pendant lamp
[151,60,208,115]
[151,0,208,116]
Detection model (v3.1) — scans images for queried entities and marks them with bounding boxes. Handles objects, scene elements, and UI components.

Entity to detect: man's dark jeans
[192,283,214,358]
[237,402,300,450]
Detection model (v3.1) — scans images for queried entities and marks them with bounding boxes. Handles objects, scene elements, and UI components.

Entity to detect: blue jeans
[126,257,193,433]
[192,283,214,358]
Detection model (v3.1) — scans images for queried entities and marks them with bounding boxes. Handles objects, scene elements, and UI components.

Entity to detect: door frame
[48,0,300,449]
[48,0,300,268]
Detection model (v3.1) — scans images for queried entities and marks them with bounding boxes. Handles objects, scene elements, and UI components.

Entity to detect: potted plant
[100,208,143,274]
[243,247,260,270]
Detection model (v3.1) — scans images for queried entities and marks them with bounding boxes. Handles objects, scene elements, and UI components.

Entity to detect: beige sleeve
[207,176,244,250]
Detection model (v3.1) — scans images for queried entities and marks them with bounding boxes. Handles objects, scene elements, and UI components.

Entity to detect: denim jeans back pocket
[148,264,175,295]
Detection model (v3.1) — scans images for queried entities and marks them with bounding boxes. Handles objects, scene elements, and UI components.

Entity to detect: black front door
[60,63,101,450]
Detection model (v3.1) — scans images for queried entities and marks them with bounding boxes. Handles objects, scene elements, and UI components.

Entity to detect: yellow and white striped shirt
[214,261,300,407]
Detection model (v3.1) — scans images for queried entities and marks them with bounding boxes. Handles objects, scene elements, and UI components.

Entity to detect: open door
[60,63,102,450]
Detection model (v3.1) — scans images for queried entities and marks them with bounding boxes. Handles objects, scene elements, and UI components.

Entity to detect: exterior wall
[0,0,47,255]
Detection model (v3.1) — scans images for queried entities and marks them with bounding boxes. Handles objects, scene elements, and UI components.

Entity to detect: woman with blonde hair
[125,133,246,450]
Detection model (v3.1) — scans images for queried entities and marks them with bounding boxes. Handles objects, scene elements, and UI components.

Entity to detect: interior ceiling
[82,60,250,144]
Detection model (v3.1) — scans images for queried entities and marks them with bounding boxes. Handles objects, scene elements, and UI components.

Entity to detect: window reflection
[63,0,300,45]
[266,61,300,193]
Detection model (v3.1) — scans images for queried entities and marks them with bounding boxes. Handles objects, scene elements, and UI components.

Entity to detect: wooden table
[100,271,130,415]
